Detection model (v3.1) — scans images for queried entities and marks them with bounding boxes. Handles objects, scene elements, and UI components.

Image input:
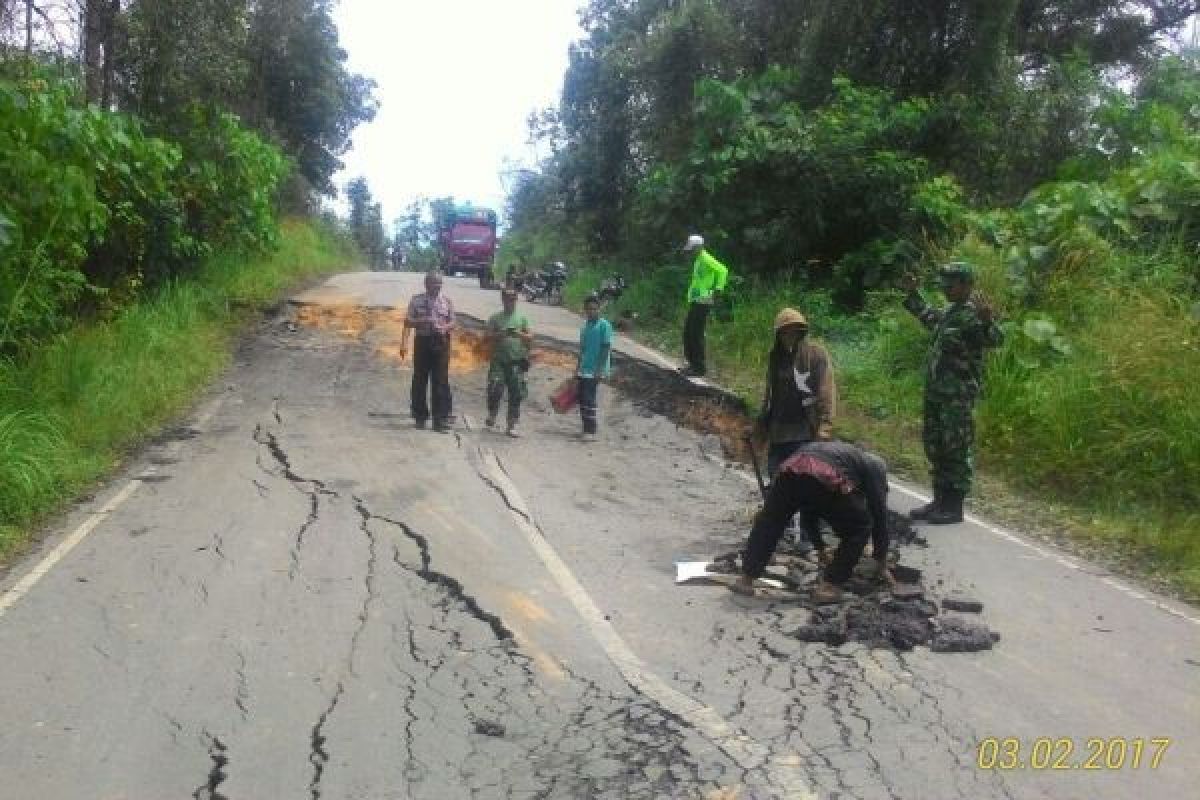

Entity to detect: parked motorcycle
[523,262,568,305]
[594,274,627,308]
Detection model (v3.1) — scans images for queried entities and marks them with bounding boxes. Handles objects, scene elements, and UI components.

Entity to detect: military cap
[938,261,975,285]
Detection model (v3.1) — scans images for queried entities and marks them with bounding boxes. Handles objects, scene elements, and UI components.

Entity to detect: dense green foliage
[507,1,1200,593]
[117,0,376,197]
[1,0,375,351]
[0,219,352,558]
[1,73,288,351]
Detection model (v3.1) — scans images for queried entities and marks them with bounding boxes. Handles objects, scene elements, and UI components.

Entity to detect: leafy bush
[0,75,287,353]
[630,72,970,306]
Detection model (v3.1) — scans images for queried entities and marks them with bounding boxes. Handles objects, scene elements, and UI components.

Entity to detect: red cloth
[550,377,579,413]
[778,452,856,495]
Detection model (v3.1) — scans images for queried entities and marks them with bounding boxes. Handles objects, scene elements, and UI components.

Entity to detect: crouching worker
[733,440,892,602]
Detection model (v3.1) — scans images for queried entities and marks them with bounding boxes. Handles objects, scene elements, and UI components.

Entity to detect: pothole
[292,303,576,375]
[290,300,752,455]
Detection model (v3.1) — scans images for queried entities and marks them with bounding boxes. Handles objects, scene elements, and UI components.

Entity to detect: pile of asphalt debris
[717,512,1001,654]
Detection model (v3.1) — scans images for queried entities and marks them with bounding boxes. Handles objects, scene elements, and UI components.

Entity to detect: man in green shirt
[485,288,533,437]
[680,234,730,377]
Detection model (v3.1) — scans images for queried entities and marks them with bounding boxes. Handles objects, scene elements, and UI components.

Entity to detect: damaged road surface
[1,274,1197,800]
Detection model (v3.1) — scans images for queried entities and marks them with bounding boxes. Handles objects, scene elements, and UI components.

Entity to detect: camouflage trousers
[486,360,527,424]
[922,392,976,494]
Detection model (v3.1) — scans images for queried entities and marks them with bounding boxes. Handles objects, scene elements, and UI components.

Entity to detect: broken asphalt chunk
[473,719,506,737]
[930,616,1001,653]
[941,592,984,613]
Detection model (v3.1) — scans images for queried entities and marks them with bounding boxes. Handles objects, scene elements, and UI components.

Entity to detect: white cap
[684,234,704,251]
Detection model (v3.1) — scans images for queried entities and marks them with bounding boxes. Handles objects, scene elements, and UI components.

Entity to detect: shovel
[745,435,769,501]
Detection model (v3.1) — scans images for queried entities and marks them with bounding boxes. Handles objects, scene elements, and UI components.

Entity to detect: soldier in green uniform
[900,263,1003,524]
[485,288,533,437]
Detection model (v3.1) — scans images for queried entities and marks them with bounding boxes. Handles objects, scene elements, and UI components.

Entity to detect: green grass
[0,218,353,560]
[561,247,1200,599]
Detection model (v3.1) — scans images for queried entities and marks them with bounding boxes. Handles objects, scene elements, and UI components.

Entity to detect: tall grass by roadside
[560,251,1200,598]
[0,218,352,559]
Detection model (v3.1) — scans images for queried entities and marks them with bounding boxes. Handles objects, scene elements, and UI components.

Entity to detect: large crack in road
[274,295,1015,799]
[240,402,748,798]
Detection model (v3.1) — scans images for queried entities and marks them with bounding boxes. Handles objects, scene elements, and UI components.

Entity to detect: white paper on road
[674,561,785,589]
[675,561,716,583]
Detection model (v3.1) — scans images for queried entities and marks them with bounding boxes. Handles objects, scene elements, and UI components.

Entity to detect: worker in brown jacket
[752,308,838,554]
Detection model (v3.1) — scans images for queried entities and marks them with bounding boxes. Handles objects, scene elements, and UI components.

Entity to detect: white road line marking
[0,391,230,620]
[709,453,1200,627]
[478,447,817,799]
[0,480,143,618]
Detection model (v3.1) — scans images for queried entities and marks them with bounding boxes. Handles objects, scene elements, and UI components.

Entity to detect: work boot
[926,490,964,524]
[506,422,520,438]
[485,414,497,428]
[908,488,941,520]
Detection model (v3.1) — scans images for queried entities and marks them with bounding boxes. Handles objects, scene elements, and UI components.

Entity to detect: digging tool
[745,435,768,500]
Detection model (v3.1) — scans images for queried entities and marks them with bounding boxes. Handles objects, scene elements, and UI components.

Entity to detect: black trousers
[683,302,710,373]
[578,377,599,433]
[411,334,452,424]
[743,473,871,585]
[766,441,822,549]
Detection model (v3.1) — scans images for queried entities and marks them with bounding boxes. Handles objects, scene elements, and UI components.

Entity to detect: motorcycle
[523,262,568,305]
[594,274,627,309]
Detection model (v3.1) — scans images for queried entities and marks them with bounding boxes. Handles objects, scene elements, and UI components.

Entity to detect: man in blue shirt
[576,295,613,442]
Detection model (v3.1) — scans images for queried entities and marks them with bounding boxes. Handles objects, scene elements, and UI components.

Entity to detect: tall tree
[118,0,249,124]
[244,0,377,195]
[344,176,386,266]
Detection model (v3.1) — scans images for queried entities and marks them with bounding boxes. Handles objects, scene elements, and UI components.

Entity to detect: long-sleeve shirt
[903,291,1003,400]
[686,249,729,304]
[779,441,889,561]
[759,340,837,444]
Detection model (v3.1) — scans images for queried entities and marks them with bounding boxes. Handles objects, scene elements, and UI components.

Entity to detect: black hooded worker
[679,234,729,377]
[732,440,893,603]
[753,308,837,473]
[899,262,1003,523]
[752,307,839,556]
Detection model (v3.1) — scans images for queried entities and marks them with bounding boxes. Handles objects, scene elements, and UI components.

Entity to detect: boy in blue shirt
[576,295,613,442]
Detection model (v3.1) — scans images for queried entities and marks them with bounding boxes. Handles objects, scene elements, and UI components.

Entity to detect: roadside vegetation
[500,1,1200,597]
[0,220,352,559]
[1,2,373,559]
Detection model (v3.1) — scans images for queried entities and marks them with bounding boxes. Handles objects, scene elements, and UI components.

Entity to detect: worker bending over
[733,440,892,602]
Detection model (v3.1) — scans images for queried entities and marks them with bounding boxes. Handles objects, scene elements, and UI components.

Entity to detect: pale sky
[332,1,584,229]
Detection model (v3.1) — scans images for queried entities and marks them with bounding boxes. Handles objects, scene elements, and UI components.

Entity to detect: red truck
[437,205,498,288]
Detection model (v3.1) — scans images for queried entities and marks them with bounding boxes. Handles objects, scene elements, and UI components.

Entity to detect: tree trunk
[25,0,33,54]
[101,0,120,108]
[83,0,104,102]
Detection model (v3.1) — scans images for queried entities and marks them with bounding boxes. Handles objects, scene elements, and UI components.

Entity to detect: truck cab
[438,206,498,287]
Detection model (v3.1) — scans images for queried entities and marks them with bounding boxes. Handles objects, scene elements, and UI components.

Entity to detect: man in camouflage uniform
[900,262,1003,524]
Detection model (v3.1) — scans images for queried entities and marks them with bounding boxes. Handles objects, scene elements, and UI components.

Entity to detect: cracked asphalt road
[0,273,1196,799]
